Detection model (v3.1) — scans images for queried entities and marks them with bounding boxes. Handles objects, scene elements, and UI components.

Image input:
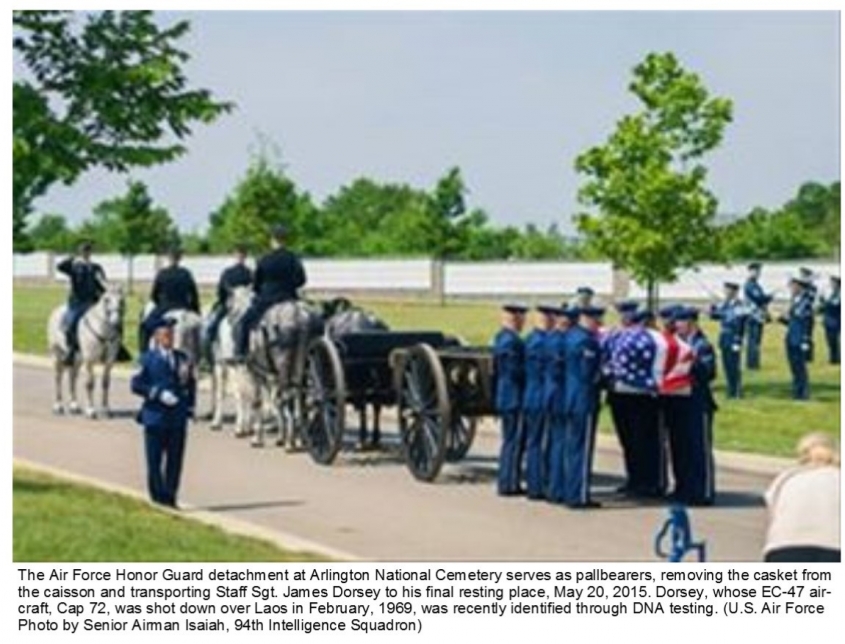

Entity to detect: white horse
[47,285,126,419]
[235,300,323,448]
[208,286,252,431]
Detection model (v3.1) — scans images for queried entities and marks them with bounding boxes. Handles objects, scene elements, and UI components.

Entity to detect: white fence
[14,253,840,301]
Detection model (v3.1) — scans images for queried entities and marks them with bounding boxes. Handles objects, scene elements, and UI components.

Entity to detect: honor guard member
[545,305,578,504]
[672,307,717,505]
[744,262,774,370]
[573,286,595,309]
[604,300,639,493]
[201,244,253,366]
[131,316,197,508]
[56,241,108,365]
[492,303,527,496]
[522,304,558,500]
[779,276,814,400]
[235,225,307,362]
[562,304,604,509]
[709,282,747,399]
[799,267,818,362]
[820,276,840,364]
[141,246,201,352]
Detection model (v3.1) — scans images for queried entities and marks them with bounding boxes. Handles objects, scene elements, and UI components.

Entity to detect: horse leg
[210,364,224,430]
[101,363,112,418]
[68,362,81,415]
[372,403,382,447]
[250,381,265,448]
[358,404,368,448]
[83,362,97,418]
[233,368,249,438]
[53,358,65,415]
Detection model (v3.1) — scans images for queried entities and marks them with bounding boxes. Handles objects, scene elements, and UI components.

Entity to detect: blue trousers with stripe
[523,410,547,499]
[545,413,567,503]
[497,412,524,495]
[562,407,597,505]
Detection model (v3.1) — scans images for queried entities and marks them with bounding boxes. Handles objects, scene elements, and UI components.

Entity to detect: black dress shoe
[567,500,602,510]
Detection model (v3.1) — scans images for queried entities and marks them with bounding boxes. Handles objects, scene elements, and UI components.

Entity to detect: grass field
[13,466,326,562]
[14,283,840,458]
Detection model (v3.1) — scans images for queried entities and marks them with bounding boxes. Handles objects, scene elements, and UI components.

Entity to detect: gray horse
[48,285,126,419]
[323,297,389,448]
[234,300,324,448]
[207,286,251,431]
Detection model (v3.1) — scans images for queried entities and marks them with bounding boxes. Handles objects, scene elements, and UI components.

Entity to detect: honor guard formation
[490,262,840,509]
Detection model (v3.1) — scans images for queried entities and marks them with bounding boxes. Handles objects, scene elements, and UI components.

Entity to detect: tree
[574,52,733,308]
[28,213,77,252]
[208,152,318,254]
[87,180,179,291]
[13,10,232,248]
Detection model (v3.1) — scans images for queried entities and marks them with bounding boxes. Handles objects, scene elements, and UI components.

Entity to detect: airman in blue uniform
[522,304,558,500]
[562,304,604,509]
[709,282,748,399]
[131,316,197,508]
[743,262,774,370]
[820,276,840,365]
[56,241,107,365]
[545,305,579,504]
[779,276,814,400]
[604,300,639,493]
[140,246,201,352]
[492,303,527,496]
[673,307,717,506]
[799,267,818,362]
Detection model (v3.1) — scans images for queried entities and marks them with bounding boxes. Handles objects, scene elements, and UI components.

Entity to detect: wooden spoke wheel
[398,344,450,482]
[303,337,346,465]
[445,415,477,462]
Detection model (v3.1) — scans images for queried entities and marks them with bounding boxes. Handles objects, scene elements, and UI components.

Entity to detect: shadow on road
[191,499,305,513]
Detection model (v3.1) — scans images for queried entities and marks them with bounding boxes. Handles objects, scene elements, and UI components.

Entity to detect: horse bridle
[83,297,123,346]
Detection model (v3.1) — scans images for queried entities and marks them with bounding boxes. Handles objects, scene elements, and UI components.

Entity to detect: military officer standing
[201,244,253,366]
[56,241,108,365]
[744,262,774,370]
[709,282,747,399]
[820,276,840,365]
[234,225,307,361]
[779,276,814,400]
[522,304,558,500]
[673,307,717,506]
[492,303,527,496]
[140,246,201,352]
[562,304,604,509]
[131,317,197,508]
[544,305,578,504]
[799,267,818,362]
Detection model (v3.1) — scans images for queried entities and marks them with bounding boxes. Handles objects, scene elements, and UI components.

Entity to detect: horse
[207,286,251,431]
[235,300,324,448]
[47,285,126,419]
[323,297,390,448]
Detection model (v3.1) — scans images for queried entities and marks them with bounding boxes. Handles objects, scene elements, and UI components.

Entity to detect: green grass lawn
[13,466,327,562]
[14,283,840,457]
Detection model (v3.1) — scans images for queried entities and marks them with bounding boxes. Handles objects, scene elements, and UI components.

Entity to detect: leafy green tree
[720,207,823,260]
[208,153,319,254]
[574,52,733,307]
[13,10,232,248]
[28,213,78,252]
[86,180,179,290]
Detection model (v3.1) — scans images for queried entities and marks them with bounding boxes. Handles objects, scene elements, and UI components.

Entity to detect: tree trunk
[647,278,659,312]
[127,254,134,295]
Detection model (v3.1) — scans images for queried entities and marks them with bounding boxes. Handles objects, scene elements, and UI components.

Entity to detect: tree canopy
[13,10,232,250]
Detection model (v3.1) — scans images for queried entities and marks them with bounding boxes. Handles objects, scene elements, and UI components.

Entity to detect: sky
[22,10,841,234]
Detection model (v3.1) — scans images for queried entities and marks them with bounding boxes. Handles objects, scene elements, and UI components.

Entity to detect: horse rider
[139,245,201,352]
[234,224,307,363]
[131,315,196,509]
[820,275,841,365]
[709,282,748,399]
[492,303,527,497]
[743,262,774,370]
[201,244,253,367]
[562,303,604,509]
[56,240,107,365]
[779,275,815,400]
[674,306,717,506]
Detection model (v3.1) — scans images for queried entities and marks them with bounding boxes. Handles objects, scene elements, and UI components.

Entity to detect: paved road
[14,363,773,561]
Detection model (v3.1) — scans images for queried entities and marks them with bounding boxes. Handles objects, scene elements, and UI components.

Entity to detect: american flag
[610,328,694,394]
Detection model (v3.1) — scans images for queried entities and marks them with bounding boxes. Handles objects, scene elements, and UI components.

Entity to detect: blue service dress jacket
[131,348,197,430]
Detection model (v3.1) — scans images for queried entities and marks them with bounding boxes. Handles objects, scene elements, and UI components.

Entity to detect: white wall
[444,261,614,296]
[305,259,433,291]
[13,252,51,278]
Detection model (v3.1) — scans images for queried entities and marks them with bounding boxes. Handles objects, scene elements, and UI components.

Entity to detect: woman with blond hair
[763,432,840,562]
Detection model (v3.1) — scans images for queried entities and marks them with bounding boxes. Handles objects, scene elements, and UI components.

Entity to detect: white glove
[159,390,179,407]
[801,343,810,352]
[732,344,741,353]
